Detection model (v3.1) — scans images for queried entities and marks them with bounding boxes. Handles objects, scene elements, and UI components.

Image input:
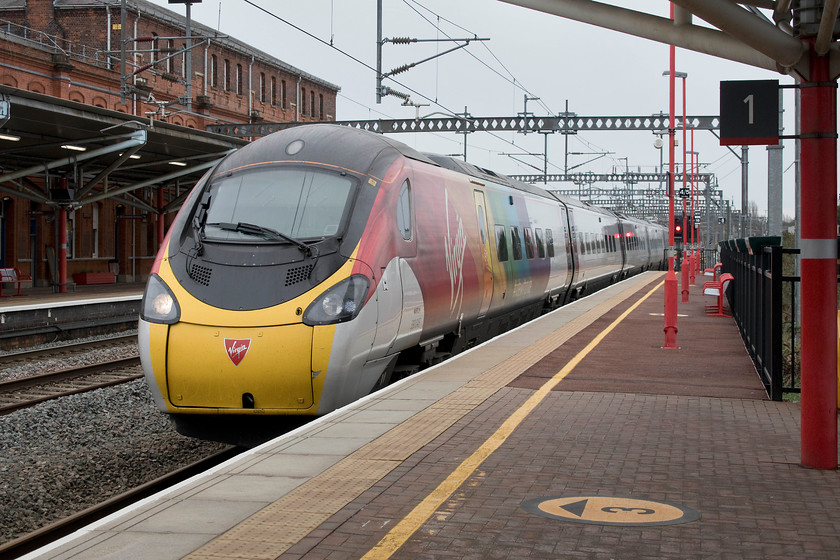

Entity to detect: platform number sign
[720,80,779,146]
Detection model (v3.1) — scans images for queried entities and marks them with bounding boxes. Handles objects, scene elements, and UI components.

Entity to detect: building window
[210,54,218,88]
[270,76,277,105]
[310,91,316,118]
[281,80,286,109]
[259,72,266,102]
[236,64,243,95]
[319,94,324,119]
[166,40,175,74]
[224,59,230,90]
[301,88,306,115]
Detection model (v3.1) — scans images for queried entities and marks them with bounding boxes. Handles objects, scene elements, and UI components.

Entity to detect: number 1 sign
[720,80,780,146]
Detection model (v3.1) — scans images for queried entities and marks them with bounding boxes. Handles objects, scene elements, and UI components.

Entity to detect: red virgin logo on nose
[224,338,251,366]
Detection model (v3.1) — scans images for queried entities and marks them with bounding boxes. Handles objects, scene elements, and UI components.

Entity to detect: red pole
[690,129,697,286]
[663,4,678,349]
[58,206,68,294]
[799,39,837,469]
[681,75,689,303]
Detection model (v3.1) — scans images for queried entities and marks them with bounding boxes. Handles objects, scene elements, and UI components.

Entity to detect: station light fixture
[61,144,87,151]
[0,132,21,141]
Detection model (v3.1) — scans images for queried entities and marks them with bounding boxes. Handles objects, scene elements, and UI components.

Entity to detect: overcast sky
[147,0,802,219]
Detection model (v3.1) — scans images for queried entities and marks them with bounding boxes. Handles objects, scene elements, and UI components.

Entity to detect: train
[139,124,667,445]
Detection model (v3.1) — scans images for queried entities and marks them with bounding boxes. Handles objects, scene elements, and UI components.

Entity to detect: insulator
[388,64,412,76]
[389,37,415,44]
[383,87,410,101]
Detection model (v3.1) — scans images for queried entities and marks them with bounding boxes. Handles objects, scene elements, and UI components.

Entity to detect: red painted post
[690,129,697,286]
[799,39,837,469]
[663,15,678,349]
[58,206,67,294]
[681,74,689,303]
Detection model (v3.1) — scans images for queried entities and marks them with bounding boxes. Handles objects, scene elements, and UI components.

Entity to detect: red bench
[0,267,32,297]
[703,262,723,281]
[703,272,733,317]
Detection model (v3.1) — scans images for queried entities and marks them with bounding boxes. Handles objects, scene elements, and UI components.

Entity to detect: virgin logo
[224,338,251,366]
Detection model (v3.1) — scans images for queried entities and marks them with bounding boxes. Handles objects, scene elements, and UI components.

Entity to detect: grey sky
[147,0,801,219]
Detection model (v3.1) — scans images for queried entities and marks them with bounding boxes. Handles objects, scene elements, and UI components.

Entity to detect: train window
[396,180,412,240]
[203,168,355,242]
[495,225,509,262]
[524,228,535,259]
[545,229,555,258]
[511,226,523,260]
[535,228,545,258]
[477,204,487,244]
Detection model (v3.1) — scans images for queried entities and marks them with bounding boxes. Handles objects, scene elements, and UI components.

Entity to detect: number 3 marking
[602,506,655,515]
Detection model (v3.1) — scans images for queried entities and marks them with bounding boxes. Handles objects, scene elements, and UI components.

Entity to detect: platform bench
[703,272,734,317]
[703,262,723,281]
[0,267,32,297]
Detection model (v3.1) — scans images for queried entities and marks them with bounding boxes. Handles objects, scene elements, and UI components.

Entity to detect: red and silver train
[139,124,666,444]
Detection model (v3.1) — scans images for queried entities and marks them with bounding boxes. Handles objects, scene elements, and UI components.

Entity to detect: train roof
[423,154,558,200]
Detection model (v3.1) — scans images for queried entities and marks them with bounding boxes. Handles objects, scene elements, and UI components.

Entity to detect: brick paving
[280,275,840,560]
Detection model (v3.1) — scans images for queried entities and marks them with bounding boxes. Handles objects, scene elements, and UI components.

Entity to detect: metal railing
[720,240,802,400]
[1,19,112,69]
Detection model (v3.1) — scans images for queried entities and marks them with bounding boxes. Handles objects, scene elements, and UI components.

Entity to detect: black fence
[720,238,800,401]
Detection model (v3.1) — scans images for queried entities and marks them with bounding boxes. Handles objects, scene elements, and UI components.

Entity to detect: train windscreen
[202,168,355,242]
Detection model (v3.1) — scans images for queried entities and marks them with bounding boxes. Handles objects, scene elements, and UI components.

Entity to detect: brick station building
[0,0,339,287]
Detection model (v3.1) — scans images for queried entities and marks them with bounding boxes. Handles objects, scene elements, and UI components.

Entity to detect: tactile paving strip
[185,273,662,560]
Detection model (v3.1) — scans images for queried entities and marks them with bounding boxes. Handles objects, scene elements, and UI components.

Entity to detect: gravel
[0,357,227,545]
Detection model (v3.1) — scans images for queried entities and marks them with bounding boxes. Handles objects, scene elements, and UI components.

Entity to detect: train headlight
[141,274,181,324]
[303,275,369,326]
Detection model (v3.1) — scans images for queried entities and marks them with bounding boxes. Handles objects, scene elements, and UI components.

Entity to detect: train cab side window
[535,228,545,258]
[495,225,509,262]
[524,228,535,259]
[511,226,523,260]
[545,228,555,258]
[396,180,412,240]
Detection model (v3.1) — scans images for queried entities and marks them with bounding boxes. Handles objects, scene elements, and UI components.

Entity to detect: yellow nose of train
[139,255,349,417]
[164,322,314,410]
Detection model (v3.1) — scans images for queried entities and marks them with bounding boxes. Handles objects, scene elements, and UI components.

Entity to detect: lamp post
[661,19,679,348]
[689,143,700,286]
[665,69,689,303]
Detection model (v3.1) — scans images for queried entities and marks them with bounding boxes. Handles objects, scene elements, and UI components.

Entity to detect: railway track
[0,334,137,368]
[0,446,243,559]
[0,357,143,415]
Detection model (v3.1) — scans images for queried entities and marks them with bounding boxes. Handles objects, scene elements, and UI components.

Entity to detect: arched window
[236,64,243,95]
[319,94,324,119]
[166,40,175,74]
[310,91,315,118]
[259,72,266,102]
[281,80,286,109]
[270,76,277,105]
[210,54,218,88]
[223,59,230,90]
[301,88,306,114]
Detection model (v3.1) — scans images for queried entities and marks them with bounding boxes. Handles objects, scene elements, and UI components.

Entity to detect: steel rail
[0,446,243,559]
[0,357,142,415]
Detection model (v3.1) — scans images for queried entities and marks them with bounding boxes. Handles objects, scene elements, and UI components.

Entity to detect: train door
[473,190,493,318]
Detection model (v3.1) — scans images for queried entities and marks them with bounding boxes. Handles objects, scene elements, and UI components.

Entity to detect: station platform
[24,271,840,559]
[0,281,144,311]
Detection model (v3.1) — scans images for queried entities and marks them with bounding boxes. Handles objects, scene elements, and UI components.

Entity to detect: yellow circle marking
[523,495,700,527]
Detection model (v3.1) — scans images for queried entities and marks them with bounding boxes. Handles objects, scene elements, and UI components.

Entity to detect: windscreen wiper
[208,222,316,257]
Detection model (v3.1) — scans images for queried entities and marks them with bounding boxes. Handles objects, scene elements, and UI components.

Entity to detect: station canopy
[0,85,246,214]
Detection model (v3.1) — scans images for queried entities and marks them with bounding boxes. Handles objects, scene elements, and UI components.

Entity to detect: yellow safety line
[361,279,665,560]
